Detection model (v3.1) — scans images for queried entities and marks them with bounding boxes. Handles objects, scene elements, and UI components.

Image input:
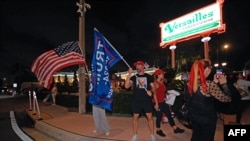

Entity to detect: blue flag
[88,28,123,111]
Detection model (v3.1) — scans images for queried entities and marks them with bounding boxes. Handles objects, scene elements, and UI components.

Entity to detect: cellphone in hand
[216,68,223,78]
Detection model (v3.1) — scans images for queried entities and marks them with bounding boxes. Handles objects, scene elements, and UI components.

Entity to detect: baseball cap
[133,61,144,67]
[154,69,165,75]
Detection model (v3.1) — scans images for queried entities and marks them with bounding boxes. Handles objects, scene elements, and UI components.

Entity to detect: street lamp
[214,63,219,67]
[221,62,227,67]
[214,62,227,68]
[223,44,229,49]
[214,43,229,68]
[223,44,229,61]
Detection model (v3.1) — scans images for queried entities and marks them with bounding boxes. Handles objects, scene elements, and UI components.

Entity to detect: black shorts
[132,101,154,114]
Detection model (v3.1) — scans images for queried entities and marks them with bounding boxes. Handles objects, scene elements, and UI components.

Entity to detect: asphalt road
[0,95,57,141]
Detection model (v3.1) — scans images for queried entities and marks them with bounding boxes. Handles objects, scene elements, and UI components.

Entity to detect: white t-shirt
[236,79,250,100]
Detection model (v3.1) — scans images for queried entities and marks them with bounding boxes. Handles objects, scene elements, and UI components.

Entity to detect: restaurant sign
[160,2,225,47]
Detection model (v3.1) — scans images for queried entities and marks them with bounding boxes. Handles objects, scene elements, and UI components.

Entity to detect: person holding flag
[125,61,158,141]
[89,28,123,136]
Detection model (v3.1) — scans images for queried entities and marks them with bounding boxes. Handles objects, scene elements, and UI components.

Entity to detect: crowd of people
[89,59,250,141]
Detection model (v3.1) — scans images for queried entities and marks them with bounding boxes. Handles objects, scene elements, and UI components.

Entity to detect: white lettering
[241,129,246,136]
[228,129,247,136]
[235,129,240,136]
[228,129,235,136]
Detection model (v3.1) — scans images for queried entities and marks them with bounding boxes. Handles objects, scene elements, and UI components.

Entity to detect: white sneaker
[93,130,97,133]
[105,132,110,136]
[131,135,138,141]
[151,134,156,141]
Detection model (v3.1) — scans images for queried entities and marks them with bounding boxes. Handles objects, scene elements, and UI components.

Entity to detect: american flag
[31,41,86,89]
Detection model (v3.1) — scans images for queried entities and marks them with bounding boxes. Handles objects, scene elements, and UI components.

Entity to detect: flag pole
[100,32,131,68]
[101,33,148,91]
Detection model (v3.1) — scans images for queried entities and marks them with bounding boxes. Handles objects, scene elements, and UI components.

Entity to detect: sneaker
[131,135,138,141]
[93,130,97,133]
[156,130,166,137]
[151,134,156,141]
[105,132,109,136]
[174,127,185,133]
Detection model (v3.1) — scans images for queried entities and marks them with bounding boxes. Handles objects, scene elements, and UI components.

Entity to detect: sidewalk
[25,99,250,141]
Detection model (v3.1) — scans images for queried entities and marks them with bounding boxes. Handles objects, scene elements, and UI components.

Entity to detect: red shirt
[153,81,167,103]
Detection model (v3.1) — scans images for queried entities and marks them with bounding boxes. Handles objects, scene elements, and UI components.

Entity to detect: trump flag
[31,41,86,89]
[88,28,123,111]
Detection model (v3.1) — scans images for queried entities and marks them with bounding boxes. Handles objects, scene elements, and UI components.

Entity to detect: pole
[216,48,219,63]
[201,37,211,59]
[95,28,131,69]
[169,45,176,69]
[77,0,90,114]
[33,91,42,120]
[32,91,36,115]
[28,91,32,111]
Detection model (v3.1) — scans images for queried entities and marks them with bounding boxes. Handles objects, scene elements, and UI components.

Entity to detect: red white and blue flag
[88,28,122,111]
[31,41,86,89]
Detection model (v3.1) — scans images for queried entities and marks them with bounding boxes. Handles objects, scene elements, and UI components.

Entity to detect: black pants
[237,100,249,123]
[155,102,175,128]
[191,118,217,141]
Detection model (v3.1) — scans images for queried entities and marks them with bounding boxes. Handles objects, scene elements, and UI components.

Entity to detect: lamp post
[214,44,229,67]
[169,45,176,69]
[201,36,211,59]
[77,0,91,114]
[223,44,229,61]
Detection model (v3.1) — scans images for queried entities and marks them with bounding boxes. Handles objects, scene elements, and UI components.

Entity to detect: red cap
[133,61,144,67]
[154,69,165,75]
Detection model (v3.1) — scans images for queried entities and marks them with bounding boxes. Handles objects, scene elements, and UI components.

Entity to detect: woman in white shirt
[236,73,250,100]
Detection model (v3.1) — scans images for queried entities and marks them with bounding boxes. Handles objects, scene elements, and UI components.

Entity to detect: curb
[35,121,116,141]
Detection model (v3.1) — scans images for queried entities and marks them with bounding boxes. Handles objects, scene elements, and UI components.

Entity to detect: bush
[43,91,134,116]
[37,87,186,118]
[111,91,132,116]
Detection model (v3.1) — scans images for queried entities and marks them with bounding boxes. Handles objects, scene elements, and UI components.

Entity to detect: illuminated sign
[160,1,225,47]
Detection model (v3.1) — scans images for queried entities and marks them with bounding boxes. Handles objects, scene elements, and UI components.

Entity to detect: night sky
[1,0,249,80]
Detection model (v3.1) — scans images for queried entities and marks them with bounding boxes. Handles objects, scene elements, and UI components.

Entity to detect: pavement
[23,97,250,141]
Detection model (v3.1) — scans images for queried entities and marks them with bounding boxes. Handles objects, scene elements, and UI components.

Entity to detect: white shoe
[93,130,97,133]
[131,135,138,141]
[105,132,109,136]
[151,134,156,141]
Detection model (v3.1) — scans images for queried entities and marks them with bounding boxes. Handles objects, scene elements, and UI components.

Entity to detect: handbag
[236,80,248,98]
[237,88,248,98]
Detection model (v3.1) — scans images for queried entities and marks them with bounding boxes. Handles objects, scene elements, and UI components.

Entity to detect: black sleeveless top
[188,87,217,124]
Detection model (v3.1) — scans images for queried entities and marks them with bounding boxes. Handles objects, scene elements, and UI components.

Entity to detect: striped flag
[88,28,122,111]
[31,41,86,89]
